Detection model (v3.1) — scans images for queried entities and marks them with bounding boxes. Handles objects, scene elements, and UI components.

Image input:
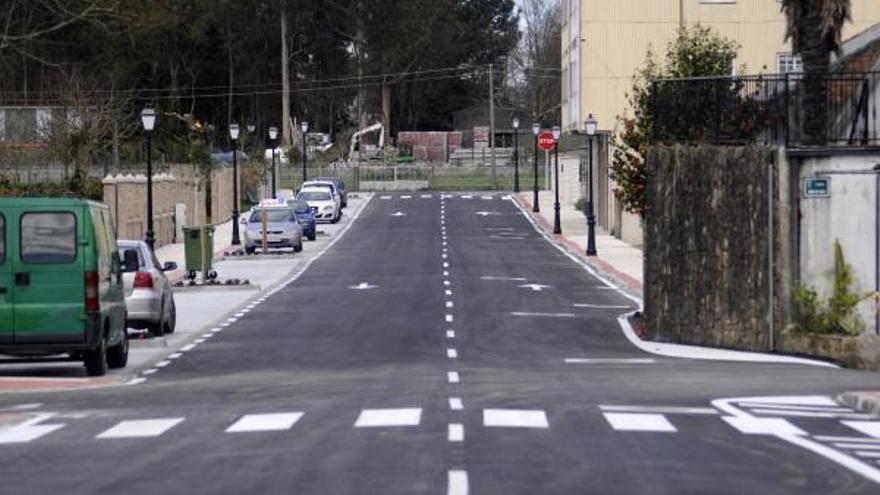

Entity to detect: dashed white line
[448,470,469,495]
[154,360,171,368]
[447,348,458,359]
[446,301,454,308]
[142,369,158,375]
[445,290,453,296]
[449,398,464,410]
[510,312,576,318]
[445,314,454,322]
[448,423,465,442]
[565,358,656,364]
[447,330,456,339]
[448,371,460,384]
[181,344,197,352]
[97,418,184,439]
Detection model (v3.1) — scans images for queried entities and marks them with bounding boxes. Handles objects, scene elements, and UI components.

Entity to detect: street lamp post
[552,125,562,235]
[141,108,157,251]
[300,121,309,185]
[230,123,241,246]
[585,114,598,256]
[512,118,520,193]
[268,126,278,198]
[532,122,540,212]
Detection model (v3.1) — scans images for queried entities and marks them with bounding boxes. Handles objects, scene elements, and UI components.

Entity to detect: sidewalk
[155,220,234,280]
[517,192,644,293]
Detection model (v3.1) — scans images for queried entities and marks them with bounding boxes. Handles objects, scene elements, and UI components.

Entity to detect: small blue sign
[804,177,830,198]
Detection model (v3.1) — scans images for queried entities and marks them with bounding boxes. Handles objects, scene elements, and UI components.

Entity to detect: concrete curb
[837,391,880,417]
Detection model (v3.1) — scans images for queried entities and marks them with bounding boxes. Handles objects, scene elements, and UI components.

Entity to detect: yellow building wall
[569,0,880,133]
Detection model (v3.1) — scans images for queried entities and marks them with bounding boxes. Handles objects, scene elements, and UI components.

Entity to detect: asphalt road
[1,192,880,494]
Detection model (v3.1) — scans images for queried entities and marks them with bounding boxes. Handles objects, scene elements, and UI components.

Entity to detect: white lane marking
[481,195,493,200]
[354,408,422,427]
[603,413,677,432]
[834,444,880,450]
[573,303,633,309]
[843,422,880,439]
[210,328,223,333]
[443,271,450,277]
[721,416,806,436]
[815,436,880,444]
[445,290,453,296]
[349,282,378,290]
[484,228,515,231]
[739,396,840,406]
[154,360,171,368]
[447,330,456,339]
[510,312,576,318]
[483,409,549,428]
[442,241,448,246]
[0,414,65,444]
[450,398,464,410]
[461,195,473,199]
[391,212,407,217]
[448,372,460,384]
[446,314,454,322]
[448,423,464,442]
[400,195,412,199]
[448,470,469,495]
[142,369,158,375]
[446,301,454,308]
[226,413,304,433]
[565,358,656,364]
[599,405,719,415]
[0,403,43,412]
[519,284,551,292]
[443,262,449,268]
[126,377,147,386]
[97,418,184,439]
[481,276,527,281]
[227,318,238,323]
[181,344,197,352]
[421,194,433,198]
[444,281,451,286]
[442,254,448,259]
[202,333,214,339]
[234,312,245,318]
[447,348,458,359]
[856,452,880,458]
[748,409,873,419]
[738,402,856,413]
[194,339,206,344]
[381,195,392,200]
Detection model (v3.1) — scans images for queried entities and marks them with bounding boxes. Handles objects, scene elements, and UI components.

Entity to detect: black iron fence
[652,72,879,147]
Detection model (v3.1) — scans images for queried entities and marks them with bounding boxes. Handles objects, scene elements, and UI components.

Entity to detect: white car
[301,181,342,210]
[297,187,340,223]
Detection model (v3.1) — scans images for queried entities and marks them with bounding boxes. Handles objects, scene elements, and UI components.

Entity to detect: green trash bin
[182,225,215,280]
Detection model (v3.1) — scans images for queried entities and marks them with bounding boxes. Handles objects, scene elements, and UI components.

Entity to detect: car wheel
[107,328,129,369]
[148,302,164,337]
[294,240,303,253]
[84,332,108,376]
[163,299,176,334]
[245,246,256,255]
[308,232,316,241]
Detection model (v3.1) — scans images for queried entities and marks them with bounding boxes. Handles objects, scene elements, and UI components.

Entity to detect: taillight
[133,272,154,289]
[85,271,99,312]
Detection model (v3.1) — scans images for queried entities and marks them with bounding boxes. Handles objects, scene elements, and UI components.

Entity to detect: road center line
[510,312,576,318]
[449,397,464,410]
[448,470,469,495]
[448,371,460,383]
[447,348,458,359]
[447,330,456,339]
[448,423,464,442]
[565,358,656,364]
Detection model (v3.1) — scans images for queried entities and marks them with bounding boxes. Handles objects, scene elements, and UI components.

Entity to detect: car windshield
[249,209,294,223]
[298,191,331,201]
[288,201,312,214]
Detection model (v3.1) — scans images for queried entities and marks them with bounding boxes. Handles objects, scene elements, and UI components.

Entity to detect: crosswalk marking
[0,414,65,444]
[97,418,183,439]
[843,421,880,438]
[721,416,806,436]
[226,413,304,433]
[603,413,677,432]
[354,408,422,427]
[483,409,549,428]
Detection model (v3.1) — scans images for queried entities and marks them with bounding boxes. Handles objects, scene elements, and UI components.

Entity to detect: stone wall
[645,144,786,350]
[103,164,233,248]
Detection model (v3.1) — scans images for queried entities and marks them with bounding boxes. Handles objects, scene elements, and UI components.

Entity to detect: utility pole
[679,0,685,29]
[489,64,497,189]
[281,7,291,148]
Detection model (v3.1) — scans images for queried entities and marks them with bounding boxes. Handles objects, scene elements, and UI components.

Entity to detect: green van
[0,198,128,376]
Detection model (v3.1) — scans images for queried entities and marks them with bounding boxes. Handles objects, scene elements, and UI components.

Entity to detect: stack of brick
[398,131,463,162]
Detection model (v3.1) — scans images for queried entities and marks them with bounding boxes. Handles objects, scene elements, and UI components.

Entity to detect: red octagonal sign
[537,131,555,151]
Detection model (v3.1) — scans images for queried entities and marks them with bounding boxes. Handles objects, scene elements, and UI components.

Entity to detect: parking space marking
[226,413,304,433]
[97,418,184,439]
[447,348,458,359]
[483,409,549,428]
[449,398,464,410]
[603,413,677,432]
[448,423,464,442]
[448,372,460,384]
[354,408,422,427]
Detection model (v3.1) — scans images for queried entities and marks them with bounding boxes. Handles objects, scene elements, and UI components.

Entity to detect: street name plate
[804,177,830,198]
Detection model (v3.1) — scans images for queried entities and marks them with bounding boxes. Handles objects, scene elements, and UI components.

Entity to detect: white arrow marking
[475,211,501,217]
[519,284,552,292]
[349,282,378,290]
[391,212,407,217]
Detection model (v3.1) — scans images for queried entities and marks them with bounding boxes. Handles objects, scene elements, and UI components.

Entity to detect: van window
[0,215,5,263]
[20,212,77,264]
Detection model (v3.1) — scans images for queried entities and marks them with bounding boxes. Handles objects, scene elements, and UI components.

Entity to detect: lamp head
[585,113,598,136]
[229,123,240,141]
[552,126,561,141]
[300,121,308,133]
[247,124,256,133]
[531,122,540,136]
[268,126,278,141]
[512,117,520,130]
[141,107,157,132]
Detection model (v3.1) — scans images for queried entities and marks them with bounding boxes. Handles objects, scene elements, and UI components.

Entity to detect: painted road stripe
[722,416,806,436]
[448,372,460,384]
[510,312,576,318]
[226,413,304,433]
[599,405,719,415]
[739,402,856,413]
[447,330,456,339]
[181,344,197,352]
[834,444,880,450]
[154,360,171,368]
[603,413,677,432]
[450,398,464,410]
[483,409,549,428]
[97,418,183,439]
[481,276,527,281]
[443,271,450,277]
[573,304,633,309]
[401,195,412,199]
[446,301,454,308]
[443,262,449,268]
[448,423,464,442]
[565,358,656,364]
[142,369,158,375]
[448,470,469,495]
[446,314,454,322]
[445,290,453,296]
[461,195,473,199]
[749,409,873,419]
[815,435,880,443]
[856,452,880,458]
[381,195,392,199]
[447,348,458,359]
[0,414,65,444]
[354,408,422,427]
[421,194,433,198]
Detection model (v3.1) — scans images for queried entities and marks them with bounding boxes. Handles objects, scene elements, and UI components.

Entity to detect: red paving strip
[515,193,643,292]
[0,377,117,393]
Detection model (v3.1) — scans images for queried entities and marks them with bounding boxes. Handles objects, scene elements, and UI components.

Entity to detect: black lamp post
[268,126,278,198]
[552,125,562,235]
[512,117,520,193]
[141,107,157,251]
[300,120,309,185]
[585,114,598,256]
[230,123,241,246]
[531,122,540,212]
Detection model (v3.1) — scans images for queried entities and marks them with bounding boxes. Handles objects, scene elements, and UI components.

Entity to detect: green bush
[0,176,103,201]
[792,240,866,336]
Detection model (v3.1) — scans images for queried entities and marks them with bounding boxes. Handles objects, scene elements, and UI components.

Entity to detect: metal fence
[652,71,879,147]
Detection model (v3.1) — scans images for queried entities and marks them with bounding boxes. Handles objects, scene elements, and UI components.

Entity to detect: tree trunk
[356,0,366,130]
[281,7,291,147]
[799,0,830,145]
[382,82,391,142]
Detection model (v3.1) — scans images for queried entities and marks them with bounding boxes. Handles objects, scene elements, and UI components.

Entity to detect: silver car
[118,240,178,337]
[244,207,304,254]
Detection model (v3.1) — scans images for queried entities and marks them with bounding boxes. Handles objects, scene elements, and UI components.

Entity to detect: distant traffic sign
[538,131,555,151]
[804,177,830,198]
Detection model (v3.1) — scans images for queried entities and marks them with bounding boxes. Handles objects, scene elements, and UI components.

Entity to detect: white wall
[799,153,880,335]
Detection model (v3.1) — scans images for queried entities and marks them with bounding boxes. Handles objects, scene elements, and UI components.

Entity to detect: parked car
[314,177,347,208]
[244,206,304,254]
[118,240,177,337]
[287,199,317,241]
[0,198,128,376]
[301,180,342,212]
[297,187,340,223]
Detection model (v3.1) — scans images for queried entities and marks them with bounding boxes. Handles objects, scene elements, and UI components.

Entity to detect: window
[0,215,5,263]
[777,53,803,74]
[20,212,77,264]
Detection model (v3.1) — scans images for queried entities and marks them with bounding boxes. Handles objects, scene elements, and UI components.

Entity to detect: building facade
[561,0,880,133]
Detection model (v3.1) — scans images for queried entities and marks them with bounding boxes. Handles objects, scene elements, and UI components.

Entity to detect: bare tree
[508,0,561,122]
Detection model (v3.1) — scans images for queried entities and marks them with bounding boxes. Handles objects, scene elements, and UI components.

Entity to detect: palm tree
[781,0,851,144]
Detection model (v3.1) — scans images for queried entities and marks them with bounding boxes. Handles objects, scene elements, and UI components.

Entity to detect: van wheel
[84,335,108,376]
[163,300,176,334]
[107,329,128,369]
[148,303,164,337]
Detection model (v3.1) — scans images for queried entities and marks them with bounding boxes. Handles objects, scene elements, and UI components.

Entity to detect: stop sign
[537,131,555,151]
